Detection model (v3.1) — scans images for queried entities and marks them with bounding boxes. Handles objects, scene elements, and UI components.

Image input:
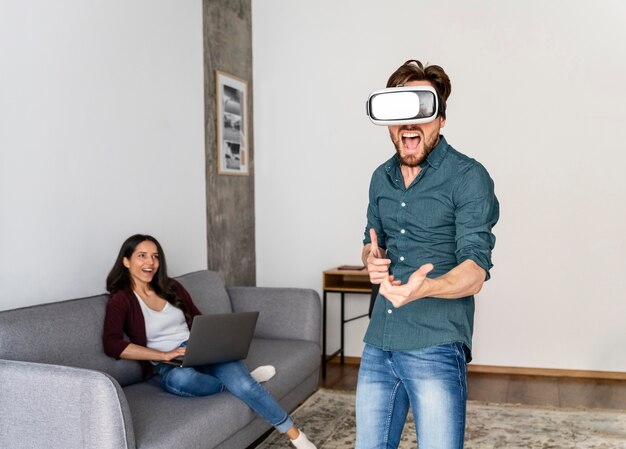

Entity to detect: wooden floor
[320,362,626,410]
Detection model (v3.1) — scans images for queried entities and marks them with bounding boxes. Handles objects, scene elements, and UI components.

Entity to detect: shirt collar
[424,135,449,170]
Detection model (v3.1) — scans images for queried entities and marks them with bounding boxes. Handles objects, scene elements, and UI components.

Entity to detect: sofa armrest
[228,287,321,345]
[0,359,135,449]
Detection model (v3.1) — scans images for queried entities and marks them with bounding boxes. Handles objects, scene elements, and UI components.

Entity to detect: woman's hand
[160,346,186,362]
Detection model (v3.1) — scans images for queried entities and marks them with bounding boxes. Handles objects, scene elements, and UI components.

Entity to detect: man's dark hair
[386,59,452,119]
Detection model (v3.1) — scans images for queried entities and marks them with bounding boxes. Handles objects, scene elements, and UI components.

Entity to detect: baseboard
[467,364,626,381]
[329,357,626,380]
[328,356,361,365]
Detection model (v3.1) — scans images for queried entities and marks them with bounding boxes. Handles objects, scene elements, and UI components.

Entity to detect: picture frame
[216,71,249,175]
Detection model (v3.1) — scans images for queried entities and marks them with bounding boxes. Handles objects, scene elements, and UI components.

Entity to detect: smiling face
[388,80,446,167]
[123,240,160,289]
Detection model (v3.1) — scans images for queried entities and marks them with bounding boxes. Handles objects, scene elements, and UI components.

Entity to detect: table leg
[340,292,345,364]
[322,290,327,378]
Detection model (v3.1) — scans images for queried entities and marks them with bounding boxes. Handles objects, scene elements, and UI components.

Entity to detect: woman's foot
[290,430,317,449]
[250,365,276,383]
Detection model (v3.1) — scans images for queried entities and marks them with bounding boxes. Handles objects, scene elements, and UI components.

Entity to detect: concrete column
[203,0,255,286]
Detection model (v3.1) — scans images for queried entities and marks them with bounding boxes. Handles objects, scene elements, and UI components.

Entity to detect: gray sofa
[0,270,321,449]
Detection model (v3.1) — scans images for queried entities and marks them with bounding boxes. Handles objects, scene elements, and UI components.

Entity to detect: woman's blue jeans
[355,342,467,449]
[155,359,294,433]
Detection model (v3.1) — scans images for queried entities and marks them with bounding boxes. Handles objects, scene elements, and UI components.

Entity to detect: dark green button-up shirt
[363,135,499,360]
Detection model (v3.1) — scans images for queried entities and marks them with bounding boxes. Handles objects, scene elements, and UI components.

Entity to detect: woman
[103,234,316,449]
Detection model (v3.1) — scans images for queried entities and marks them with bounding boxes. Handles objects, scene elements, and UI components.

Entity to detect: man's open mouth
[402,131,421,150]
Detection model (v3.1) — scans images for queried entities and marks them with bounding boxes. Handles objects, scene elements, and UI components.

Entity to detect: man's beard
[390,128,439,167]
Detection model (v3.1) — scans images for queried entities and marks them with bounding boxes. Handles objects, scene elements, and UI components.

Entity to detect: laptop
[163,311,259,367]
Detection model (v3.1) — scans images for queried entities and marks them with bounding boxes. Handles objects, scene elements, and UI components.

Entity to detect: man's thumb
[369,228,379,255]
[418,263,434,277]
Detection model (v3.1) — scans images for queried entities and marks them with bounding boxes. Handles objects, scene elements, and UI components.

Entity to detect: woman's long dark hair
[106,234,191,320]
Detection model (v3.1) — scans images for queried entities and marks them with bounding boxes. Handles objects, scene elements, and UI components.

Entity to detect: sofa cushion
[124,338,320,449]
[176,270,232,315]
[125,381,258,449]
[0,295,143,387]
[243,338,320,399]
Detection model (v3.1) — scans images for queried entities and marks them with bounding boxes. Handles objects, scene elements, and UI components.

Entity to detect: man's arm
[380,259,486,308]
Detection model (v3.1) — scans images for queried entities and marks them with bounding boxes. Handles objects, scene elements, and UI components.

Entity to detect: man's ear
[123,257,130,268]
[439,116,446,128]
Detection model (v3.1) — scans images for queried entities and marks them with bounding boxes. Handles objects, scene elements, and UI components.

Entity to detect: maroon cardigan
[102,280,202,378]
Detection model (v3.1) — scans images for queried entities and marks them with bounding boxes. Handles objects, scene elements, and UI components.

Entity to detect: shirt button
[400,256,405,261]
[400,229,406,234]
[387,309,393,314]
[401,202,406,207]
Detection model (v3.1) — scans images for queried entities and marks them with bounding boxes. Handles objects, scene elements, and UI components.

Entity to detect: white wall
[253,0,626,372]
[0,0,207,310]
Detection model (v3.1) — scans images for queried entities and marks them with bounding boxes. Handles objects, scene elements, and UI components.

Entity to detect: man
[357,60,499,449]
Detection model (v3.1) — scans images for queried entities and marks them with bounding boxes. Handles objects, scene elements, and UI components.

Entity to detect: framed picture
[216,71,249,175]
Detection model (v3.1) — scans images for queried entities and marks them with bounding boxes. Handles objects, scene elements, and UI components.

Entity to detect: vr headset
[366,86,439,126]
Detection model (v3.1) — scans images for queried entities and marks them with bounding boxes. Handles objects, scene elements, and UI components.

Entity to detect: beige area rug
[257,389,626,448]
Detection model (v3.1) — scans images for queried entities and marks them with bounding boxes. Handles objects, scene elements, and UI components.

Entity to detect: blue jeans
[155,360,294,433]
[355,343,467,449]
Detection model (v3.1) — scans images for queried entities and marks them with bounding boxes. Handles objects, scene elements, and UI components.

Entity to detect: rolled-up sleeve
[454,163,499,279]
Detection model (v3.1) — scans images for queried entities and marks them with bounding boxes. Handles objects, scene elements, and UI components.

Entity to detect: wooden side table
[322,266,372,378]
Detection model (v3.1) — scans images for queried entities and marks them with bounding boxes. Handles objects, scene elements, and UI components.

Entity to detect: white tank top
[135,292,190,352]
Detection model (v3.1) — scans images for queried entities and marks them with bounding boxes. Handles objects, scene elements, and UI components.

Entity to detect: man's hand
[380,263,434,308]
[380,259,486,308]
[364,228,392,284]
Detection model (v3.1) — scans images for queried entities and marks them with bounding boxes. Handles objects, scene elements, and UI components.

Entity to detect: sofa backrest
[0,270,231,388]
[176,270,232,314]
[0,294,144,387]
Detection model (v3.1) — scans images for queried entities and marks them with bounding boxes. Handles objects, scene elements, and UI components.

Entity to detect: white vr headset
[366,86,439,126]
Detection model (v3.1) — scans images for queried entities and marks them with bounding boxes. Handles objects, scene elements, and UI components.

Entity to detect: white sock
[290,430,317,449]
[250,365,276,383]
